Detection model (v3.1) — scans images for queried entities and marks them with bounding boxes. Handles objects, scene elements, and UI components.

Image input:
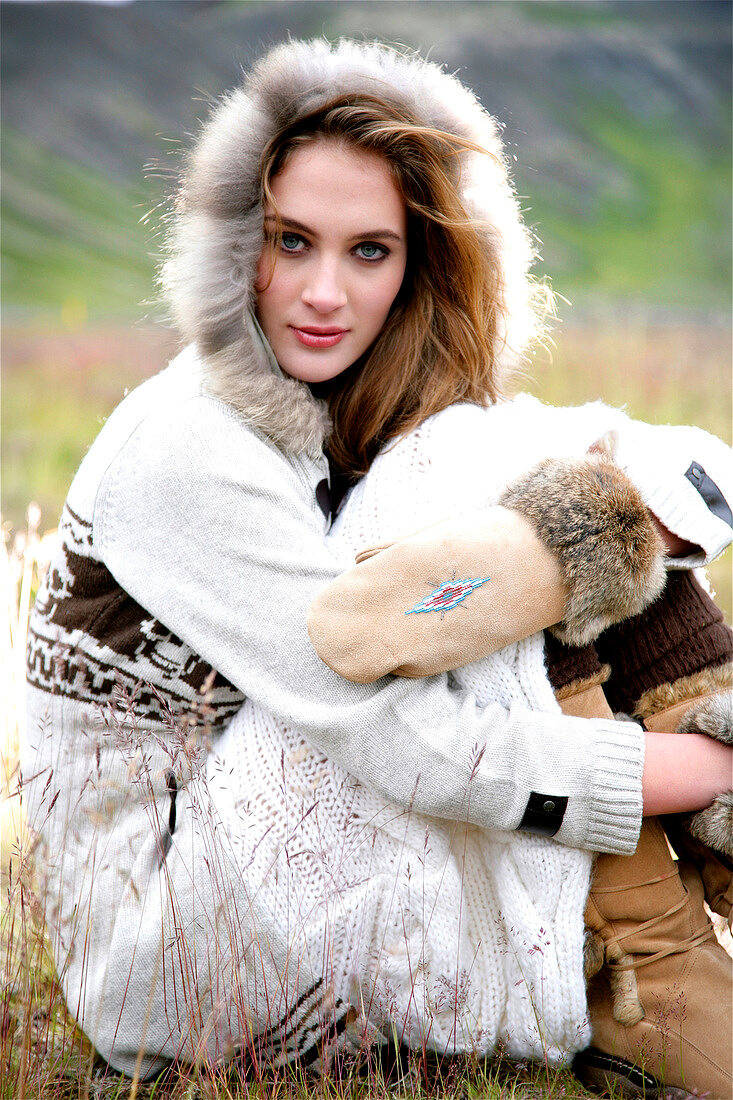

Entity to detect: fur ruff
[500,454,666,646]
[162,38,539,454]
[634,663,733,720]
[582,929,605,981]
[689,792,733,858]
[675,684,733,744]
[605,944,645,1028]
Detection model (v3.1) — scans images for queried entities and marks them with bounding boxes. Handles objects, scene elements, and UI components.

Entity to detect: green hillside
[2,0,731,320]
[2,129,154,318]
[525,105,732,309]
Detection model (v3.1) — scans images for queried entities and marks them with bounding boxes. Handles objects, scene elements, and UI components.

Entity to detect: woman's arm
[309,452,670,683]
[643,731,733,816]
[310,400,731,685]
[92,394,644,856]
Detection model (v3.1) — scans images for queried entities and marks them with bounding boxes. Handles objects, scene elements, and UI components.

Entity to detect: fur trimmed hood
[163,38,540,455]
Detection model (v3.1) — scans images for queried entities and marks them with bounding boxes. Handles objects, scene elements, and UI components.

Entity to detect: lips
[290,326,348,349]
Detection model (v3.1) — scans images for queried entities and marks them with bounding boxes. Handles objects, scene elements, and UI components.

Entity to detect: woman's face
[255,140,408,384]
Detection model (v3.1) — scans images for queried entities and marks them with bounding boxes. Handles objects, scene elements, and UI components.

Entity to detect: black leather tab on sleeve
[518,792,568,837]
[685,462,733,529]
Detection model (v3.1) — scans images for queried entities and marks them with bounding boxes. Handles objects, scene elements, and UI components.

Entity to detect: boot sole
[572,1047,698,1099]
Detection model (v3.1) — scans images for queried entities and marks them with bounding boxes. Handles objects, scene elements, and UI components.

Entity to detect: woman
[23,37,731,1092]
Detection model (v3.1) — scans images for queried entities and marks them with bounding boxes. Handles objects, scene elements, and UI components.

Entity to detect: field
[2,4,731,1093]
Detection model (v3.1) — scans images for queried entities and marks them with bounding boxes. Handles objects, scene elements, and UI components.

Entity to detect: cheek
[367,268,406,323]
[254,264,291,326]
[363,268,407,323]
[254,250,299,304]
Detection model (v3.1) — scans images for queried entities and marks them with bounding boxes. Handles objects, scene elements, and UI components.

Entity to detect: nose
[301,257,347,313]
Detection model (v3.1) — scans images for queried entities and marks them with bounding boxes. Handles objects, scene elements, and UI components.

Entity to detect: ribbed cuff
[556,716,645,856]
[630,470,733,567]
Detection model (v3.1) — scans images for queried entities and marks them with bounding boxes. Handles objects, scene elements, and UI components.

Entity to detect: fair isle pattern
[252,978,351,1068]
[26,504,244,727]
[406,576,491,618]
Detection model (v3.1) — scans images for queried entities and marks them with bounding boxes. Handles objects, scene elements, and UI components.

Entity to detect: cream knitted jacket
[208,393,732,1065]
[24,349,731,1075]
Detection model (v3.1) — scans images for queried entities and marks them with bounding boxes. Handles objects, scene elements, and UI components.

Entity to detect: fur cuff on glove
[500,455,666,647]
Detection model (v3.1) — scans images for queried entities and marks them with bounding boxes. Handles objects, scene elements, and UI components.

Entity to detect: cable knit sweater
[207,393,733,1066]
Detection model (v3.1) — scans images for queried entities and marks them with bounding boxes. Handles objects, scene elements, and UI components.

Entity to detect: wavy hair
[259,94,547,479]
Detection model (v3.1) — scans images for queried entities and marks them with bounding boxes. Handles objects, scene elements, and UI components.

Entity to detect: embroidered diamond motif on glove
[406,576,491,618]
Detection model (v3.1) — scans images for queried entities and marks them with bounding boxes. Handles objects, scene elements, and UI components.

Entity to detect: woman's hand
[642,730,733,816]
[650,513,701,559]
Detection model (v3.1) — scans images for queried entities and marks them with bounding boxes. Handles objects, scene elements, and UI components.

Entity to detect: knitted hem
[556,665,612,702]
[543,629,606,694]
[634,662,733,720]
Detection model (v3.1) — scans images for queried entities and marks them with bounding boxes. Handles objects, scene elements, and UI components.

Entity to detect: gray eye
[357,243,385,260]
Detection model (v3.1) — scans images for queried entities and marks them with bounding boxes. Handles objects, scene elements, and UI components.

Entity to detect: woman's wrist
[649,511,701,559]
[642,730,733,816]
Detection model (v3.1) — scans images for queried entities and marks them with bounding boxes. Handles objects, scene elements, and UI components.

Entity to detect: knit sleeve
[344,396,732,566]
[423,396,732,568]
[93,394,644,856]
[510,396,732,567]
[610,417,732,568]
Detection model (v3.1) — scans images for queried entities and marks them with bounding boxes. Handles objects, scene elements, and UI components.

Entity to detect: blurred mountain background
[3,0,731,320]
[2,1,732,618]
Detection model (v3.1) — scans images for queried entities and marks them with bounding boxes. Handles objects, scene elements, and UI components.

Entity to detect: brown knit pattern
[543,630,608,694]
[596,571,733,715]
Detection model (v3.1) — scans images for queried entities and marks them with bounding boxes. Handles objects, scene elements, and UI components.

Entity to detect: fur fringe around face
[162,38,540,454]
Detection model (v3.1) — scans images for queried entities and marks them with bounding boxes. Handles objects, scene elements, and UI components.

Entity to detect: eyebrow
[264,214,403,243]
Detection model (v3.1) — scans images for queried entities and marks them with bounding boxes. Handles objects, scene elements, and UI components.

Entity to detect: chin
[279,352,356,384]
[290,367,349,384]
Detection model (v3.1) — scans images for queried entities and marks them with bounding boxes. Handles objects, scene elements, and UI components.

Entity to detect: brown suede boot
[580,819,732,1100]
[545,634,733,1099]
[596,569,733,926]
[664,818,733,928]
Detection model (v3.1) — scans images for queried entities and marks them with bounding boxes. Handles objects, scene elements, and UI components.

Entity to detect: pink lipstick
[291,326,347,348]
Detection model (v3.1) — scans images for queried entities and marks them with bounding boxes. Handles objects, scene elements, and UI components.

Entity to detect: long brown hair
[259,94,540,479]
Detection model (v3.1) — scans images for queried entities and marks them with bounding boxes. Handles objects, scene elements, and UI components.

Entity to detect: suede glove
[308,454,666,683]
